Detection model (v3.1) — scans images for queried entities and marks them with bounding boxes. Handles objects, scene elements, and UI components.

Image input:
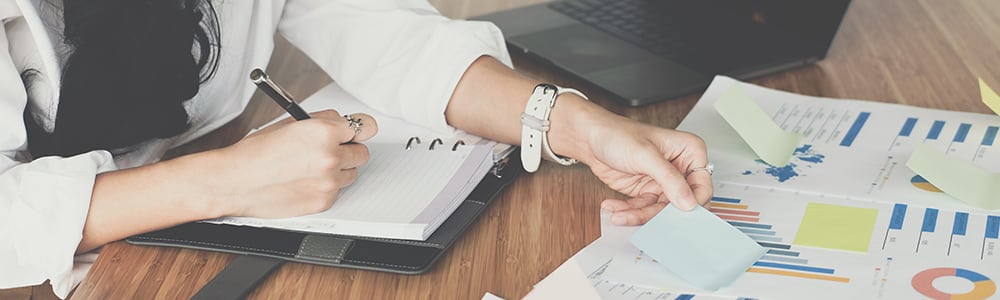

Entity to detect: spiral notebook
[207,84,512,241]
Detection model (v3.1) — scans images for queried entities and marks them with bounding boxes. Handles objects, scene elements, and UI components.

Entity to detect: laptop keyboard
[549,0,702,62]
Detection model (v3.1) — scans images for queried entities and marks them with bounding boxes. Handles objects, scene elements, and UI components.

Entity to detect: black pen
[249,68,311,120]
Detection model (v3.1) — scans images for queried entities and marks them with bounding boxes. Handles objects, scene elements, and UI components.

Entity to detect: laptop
[473,0,852,106]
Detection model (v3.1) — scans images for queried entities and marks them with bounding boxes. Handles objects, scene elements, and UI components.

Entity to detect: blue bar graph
[952,212,969,236]
[767,249,800,257]
[753,261,836,274]
[840,112,871,147]
[712,196,741,203]
[987,216,1000,239]
[984,126,999,146]
[675,294,695,300]
[899,118,918,136]
[761,255,809,265]
[953,123,972,142]
[889,204,907,230]
[739,228,777,236]
[728,221,773,230]
[758,242,792,249]
[927,121,946,140]
[922,208,939,233]
[748,235,783,243]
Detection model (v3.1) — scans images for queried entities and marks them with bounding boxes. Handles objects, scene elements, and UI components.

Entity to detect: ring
[344,114,363,142]
[686,163,714,177]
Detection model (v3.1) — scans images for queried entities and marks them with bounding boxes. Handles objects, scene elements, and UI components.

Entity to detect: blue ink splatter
[742,144,825,182]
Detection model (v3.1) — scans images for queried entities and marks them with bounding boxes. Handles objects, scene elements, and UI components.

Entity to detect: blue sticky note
[629,204,766,291]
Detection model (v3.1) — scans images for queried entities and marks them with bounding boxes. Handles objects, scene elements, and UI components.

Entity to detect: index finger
[635,150,698,211]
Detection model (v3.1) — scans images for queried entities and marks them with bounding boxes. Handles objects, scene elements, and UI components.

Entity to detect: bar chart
[699,184,997,299]
[710,196,853,283]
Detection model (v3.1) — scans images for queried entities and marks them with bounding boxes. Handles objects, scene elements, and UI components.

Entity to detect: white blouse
[0,0,511,297]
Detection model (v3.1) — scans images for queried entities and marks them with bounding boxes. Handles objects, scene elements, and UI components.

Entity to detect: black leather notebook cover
[127,151,522,274]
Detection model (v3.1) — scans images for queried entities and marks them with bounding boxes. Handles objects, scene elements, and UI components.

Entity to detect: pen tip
[249,68,266,81]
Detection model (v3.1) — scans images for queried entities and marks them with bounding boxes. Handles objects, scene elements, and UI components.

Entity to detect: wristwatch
[520,83,588,173]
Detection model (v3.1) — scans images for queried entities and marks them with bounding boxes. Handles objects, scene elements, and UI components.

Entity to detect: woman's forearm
[445,56,616,164]
[78,150,229,253]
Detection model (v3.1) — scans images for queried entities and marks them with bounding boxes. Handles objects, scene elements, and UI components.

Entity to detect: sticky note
[792,203,878,252]
[629,204,766,291]
[714,84,802,166]
[981,78,1000,116]
[906,144,1000,209]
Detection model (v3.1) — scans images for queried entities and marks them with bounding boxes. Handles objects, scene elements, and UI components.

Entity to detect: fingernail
[612,214,629,225]
[601,203,614,212]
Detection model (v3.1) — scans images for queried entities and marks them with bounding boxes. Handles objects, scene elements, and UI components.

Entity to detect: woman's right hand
[208,109,378,218]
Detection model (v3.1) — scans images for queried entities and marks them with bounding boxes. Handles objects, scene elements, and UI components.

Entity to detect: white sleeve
[278,0,513,134]
[0,22,118,299]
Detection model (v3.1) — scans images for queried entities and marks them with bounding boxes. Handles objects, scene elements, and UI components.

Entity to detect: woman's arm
[446,57,713,225]
[77,110,378,253]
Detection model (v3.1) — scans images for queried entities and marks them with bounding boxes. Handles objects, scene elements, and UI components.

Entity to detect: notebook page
[301,143,473,223]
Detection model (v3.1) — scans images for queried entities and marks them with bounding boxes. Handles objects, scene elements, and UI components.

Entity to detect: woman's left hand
[548,96,713,226]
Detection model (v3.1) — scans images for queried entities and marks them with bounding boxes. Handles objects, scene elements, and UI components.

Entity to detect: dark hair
[25,0,221,157]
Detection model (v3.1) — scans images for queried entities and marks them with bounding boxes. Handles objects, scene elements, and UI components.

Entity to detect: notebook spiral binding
[405,137,465,151]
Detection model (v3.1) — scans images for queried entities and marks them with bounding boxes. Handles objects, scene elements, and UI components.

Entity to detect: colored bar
[747,234,783,243]
[757,242,792,249]
[728,221,772,230]
[922,208,939,233]
[747,267,851,283]
[899,117,918,136]
[953,123,972,142]
[760,255,809,265]
[987,216,1000,239]
[710,208,761,216]
[926,120,945,140]
[952,212,969,236]
[767,249,800,257]
[739,228,776,236]
[717,214,761,222]
[711,202,750,210]
[889,203,907,230]
[753,261,835,274]
[983,126,999,146]
[675,295,695,300]
[711,196,741,203]
[840,112,871,147]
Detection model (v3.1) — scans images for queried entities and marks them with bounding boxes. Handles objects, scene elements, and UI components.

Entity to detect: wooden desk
[66,0,999,299]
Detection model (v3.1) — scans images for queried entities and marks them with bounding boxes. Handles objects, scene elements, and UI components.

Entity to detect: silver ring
[686,163,714,177]
[344,114,363,142]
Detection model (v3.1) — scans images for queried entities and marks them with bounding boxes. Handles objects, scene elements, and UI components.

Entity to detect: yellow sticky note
[714,84,802,166]
[906,143,1000,209]
[981,78,1000,116]
[793,203,878,253]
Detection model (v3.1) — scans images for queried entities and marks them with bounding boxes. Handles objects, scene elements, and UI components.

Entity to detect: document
[590,76,1000,299]
[681,76,1000,211]
[208,84,502,240]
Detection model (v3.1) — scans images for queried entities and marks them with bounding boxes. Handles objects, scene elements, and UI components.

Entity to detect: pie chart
[911,267,995,300]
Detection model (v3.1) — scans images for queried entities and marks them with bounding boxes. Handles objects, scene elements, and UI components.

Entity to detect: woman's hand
[211,109,378,218]
[585,121,712,226]
[548,95,713,226]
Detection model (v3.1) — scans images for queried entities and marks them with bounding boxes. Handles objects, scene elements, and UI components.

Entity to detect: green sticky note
[714,84,802,166]
[906,143,1000,209]
[981,78,1000,117]
[793,203,878,253]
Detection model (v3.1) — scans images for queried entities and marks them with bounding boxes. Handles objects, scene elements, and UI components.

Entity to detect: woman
[0,0,712,297]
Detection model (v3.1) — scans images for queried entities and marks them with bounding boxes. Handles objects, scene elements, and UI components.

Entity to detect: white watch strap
[520,83,588,173]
